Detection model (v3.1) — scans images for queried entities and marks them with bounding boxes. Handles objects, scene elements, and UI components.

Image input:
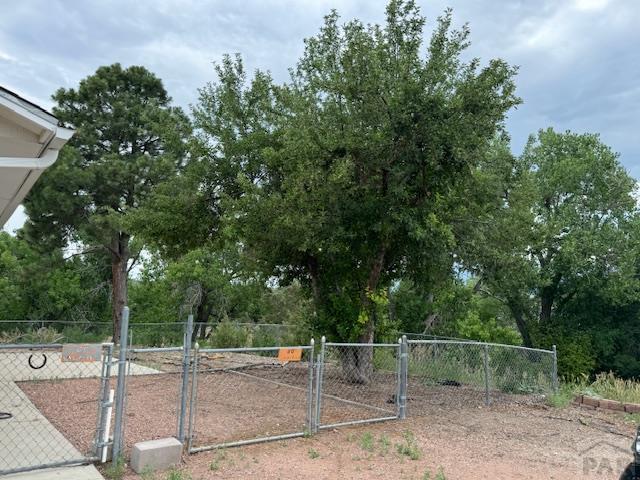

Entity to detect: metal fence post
[396,338,402,418]
[112,306,129,461]
[314,336,326,433]
[552,344,558,394]
[398,335,408,419]
[177,314,194,443]
[306,338,315,434]
[95,343,114,460]
[187,342,200,453]
[483,343,490,406]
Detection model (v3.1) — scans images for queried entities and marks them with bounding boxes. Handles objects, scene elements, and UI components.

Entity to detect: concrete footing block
[130,437,182,474]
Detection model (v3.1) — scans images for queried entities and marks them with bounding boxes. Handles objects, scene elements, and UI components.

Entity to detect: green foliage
[423,468,447,480]
[549,374,640,408]
[307,448,320,459]
[395,430,421,460]
[535,325,596,379]
[165,467,191,480]
[194,1,519,343]
[359,432,375,452]
[208,321,249,348]
[103,457,125,480]
[456,308,521,345]
[0,232,111,324]
[23,63,190,335]
[586,372,640,404]
[547,383,577,408]
[461,129,639,355]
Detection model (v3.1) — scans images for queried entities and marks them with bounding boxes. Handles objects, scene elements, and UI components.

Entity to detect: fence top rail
[0,342,114,350]
[399,332,479,342]
[199,345,312,354]
[324,342,400,348]
[406,339,553,354]
[129,346,184,353]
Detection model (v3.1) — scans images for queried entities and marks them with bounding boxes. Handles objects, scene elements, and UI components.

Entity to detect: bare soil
[18,354,639,479]
[139,404,637,480]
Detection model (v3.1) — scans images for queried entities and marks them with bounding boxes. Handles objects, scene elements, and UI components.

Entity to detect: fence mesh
[0,344,111,475]
[407,341,555,413]
[188,346,313,452]
[317,343,400,429]
[118,347,187,455]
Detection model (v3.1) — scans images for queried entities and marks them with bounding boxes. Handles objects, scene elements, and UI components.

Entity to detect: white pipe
[102,389,114,463]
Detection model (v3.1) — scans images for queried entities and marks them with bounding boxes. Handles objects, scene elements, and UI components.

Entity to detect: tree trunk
[423,292,438,333]
[539,276,560,325]
[193,292,210,342]
[343,246,386,384]
[508,300,533,347]
[110,233,129,344]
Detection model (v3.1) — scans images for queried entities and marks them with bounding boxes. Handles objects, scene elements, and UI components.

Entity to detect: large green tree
[462,129,639,348]
[23,64,190,340]
[193,1,519,381]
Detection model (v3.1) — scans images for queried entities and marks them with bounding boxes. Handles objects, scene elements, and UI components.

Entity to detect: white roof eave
[0,89,75,228]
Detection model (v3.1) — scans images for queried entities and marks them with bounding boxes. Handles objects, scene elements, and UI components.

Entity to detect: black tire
[620,463,640,480]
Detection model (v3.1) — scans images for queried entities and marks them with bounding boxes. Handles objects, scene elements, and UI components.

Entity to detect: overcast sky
[2,0,639,233]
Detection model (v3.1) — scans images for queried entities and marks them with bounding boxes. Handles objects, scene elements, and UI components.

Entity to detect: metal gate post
[483,343,490,406]
[313,336,326,433]
[177,314,194,442]
[398,335,408,419]
[396,338,402,418]
[187,343,200,453]
[552,345,558,394]
[112,306,130,461]
[306,338,315,434]
[95,343,114,459]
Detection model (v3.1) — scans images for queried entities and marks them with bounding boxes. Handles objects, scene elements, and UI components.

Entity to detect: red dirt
[20,370,638,479]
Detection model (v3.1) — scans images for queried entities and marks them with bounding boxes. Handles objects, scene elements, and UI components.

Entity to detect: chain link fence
[315,341,402,430]
[407,340,556,413]
[187,344,314,453]
[0,310,558,472]
[0,343,113,475]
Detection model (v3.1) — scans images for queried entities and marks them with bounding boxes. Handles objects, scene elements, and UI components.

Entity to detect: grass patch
[378,434,391,455]
[140,465,155,480]
[308,447,320,459]
[396,430,421,460]
[423,467,447,479]
[103,457,125,480]
[209,449,228,471]
[359,432,375,452]
[586,373,640,404]
[165,467,191,480]
[549,373,640,408]
[547,383,576,408]
[624,413,640,424]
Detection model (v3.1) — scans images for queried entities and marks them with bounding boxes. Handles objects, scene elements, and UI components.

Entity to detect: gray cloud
[0,0,638,179]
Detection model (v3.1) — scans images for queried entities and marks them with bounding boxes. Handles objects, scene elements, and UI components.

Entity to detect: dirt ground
[127,404,636,480]
[17,353,639,479]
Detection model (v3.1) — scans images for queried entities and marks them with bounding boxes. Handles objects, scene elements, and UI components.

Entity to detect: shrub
[209,322,249,348]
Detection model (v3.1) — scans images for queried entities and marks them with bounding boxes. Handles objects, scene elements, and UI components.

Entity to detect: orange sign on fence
[278,347,302,362]
[61,344,102,362]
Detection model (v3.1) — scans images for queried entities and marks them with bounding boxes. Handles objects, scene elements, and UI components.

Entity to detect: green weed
[308,448,320,459]
[359,432,375,452]
[165,467,191,480]
[396,430,421,460]
[103,457,125,480]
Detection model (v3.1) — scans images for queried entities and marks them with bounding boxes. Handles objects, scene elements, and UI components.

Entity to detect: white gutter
[0,98,75,227]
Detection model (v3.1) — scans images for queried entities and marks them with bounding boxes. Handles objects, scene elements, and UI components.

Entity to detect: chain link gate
[187,343,315,453]
[313,339,404,431]
[0,342,113,475]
